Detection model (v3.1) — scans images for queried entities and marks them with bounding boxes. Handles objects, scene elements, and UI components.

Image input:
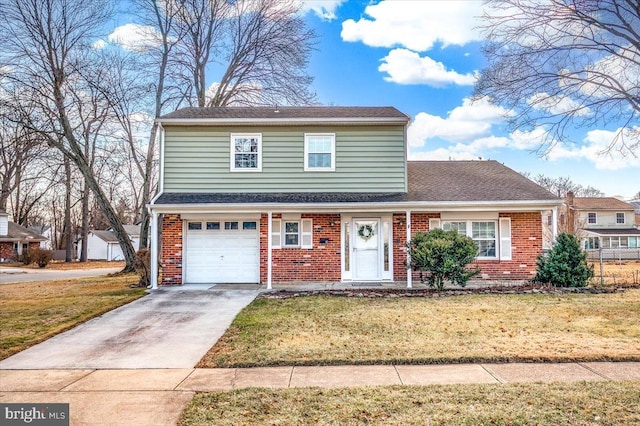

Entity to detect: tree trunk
[80,181,89,262]
[64,158,72,263]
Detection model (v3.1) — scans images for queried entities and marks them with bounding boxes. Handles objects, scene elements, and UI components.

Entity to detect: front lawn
[0,274,146,360]
[180,381,640,425]
[199,290,640,367]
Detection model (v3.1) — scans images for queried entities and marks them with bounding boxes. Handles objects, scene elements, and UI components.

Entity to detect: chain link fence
[587,249,640,285]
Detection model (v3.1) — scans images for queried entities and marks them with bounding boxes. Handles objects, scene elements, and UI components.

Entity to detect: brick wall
[0,242,15,260]
[160,214,182,285]
[261,213,342,283]
[395,211,542,282]
[473,212,542,280]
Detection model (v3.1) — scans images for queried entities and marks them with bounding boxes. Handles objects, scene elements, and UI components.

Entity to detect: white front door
[352,218,381,280]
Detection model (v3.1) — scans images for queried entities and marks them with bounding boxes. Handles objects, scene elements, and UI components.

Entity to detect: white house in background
[79,225,141,261]
[29,225,53,249]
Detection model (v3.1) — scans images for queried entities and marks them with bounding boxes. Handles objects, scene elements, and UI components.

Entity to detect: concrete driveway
[0,266,123,283]
[0,288,259,369]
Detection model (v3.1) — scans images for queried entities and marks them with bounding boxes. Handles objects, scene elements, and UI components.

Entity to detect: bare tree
[476,0,639,155]
[170,0,317,107]
[0,0,136,271]
[523,172,604,197]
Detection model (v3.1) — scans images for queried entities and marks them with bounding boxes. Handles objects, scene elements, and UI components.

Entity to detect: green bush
[408,229,480,291]
[534,233,593,287]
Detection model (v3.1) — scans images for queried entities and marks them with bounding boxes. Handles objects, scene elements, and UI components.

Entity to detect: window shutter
[499,217,512,260]
[301,218,313,248]
[428,219,441,230]
[271,219,281,249]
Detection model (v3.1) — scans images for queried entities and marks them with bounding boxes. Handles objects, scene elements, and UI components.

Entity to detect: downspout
[406,210,412,289]
[150,210,159,289]
[552,206,558,242]
[267,211,272,289]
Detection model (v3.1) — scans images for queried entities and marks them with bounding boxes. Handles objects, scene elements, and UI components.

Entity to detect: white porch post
[267,211,272,289]
[150,211,159,289]
[406,210,412,289]
[551,206,558,242]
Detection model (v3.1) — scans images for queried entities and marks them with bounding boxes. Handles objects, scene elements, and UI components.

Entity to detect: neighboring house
[630,201,640,227]
[78,225,141,261]
[563,192,640,258]
[148,106,562,288]
[29,225,53,249]
[0,209,48,261]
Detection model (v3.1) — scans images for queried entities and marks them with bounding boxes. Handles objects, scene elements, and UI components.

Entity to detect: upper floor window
[304,133,335,171]
[230,133,262,171]
[587,212,597,224]
[616,212,625,224]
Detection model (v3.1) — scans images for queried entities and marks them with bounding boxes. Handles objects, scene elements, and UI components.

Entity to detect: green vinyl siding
[163,125,407,192]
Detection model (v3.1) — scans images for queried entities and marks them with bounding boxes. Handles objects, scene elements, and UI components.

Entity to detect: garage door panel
[185,224,259,284]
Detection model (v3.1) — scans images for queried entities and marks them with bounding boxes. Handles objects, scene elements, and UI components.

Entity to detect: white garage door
[185,220,260,284]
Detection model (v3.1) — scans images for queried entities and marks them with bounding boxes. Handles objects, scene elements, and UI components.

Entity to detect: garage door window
[206,222,220,230]
[188,222,202,230]
[243,221,257,230]
[225,221,239,230]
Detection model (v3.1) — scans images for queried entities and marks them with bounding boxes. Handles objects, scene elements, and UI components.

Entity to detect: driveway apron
[0,289,259,369]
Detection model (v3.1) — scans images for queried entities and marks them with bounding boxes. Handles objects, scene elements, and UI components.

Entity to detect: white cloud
[108,24,163,53]
[341,0,484,51]
[379,49,477,87]
[408,97,509,147]
[527,92,591,116]
[298,0,345,20]
[546,127,640,170]
[92,39,107,50]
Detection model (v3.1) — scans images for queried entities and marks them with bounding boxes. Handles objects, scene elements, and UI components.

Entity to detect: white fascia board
[155,117,408,126]
[149,199,564,214]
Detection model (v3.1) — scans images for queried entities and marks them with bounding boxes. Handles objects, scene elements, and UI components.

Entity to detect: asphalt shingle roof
[570,197,635,210]
[0,222,47,241]
[153,161,559,205]
[407,161,558,202]
[159,106,409,121]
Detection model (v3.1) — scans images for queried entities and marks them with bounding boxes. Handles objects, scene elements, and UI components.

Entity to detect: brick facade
[159,210,543,285]
[394,211,542,282]
[0,242,15,260]
[160,214,183,285]
[260,213,341,283]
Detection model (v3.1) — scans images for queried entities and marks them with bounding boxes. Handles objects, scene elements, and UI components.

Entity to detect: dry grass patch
[592,260,640,285]
[0,274,145,360]
[4,260,125,270]
[180,381,640,425]
[199,290,640,367]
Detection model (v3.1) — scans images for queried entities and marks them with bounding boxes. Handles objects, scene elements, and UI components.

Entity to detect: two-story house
[148,107,562,288]
[564,192,640,258]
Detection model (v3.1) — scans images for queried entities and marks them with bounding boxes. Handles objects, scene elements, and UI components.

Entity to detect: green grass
[180,381,640,425]
[0,274,146,360]
[198,290,640,367]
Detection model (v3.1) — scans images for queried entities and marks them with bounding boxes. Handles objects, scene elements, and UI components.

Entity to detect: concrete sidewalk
[2,362,639,425]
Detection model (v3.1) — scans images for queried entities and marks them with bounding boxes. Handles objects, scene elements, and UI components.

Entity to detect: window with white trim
[438,219,506,259]
[616,212,625,224]
[587,212,597,224]
[304,133,335,171]
[230,133,262,171]
[271,218,313,249]
[472,221,497,258]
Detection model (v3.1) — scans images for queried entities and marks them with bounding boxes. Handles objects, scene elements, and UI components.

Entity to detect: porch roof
[152,160,561,208]
[584,228,640,236]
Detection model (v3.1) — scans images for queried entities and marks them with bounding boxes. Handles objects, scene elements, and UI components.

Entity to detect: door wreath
[358,224,375,240]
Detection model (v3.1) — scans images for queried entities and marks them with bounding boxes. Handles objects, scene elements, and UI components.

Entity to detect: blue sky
[108,0,639,199]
